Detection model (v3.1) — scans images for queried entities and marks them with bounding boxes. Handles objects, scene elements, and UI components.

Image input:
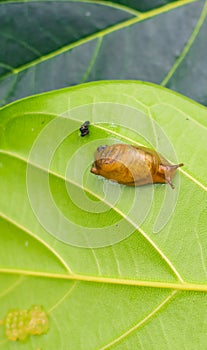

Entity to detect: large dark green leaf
[0,81,207,348]
[98,0,179,12]
[0,0,207,106]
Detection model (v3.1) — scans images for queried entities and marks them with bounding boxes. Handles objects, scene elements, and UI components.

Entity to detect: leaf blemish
[3,305,49,341]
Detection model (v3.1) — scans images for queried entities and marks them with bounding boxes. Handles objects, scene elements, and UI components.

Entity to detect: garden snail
[90,144,183,189]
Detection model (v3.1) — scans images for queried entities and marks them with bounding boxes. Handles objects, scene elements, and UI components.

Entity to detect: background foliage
[1,1,207,349]
[0,0,207,106]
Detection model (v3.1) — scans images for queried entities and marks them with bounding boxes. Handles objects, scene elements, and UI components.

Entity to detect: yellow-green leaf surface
[0,81,207,349]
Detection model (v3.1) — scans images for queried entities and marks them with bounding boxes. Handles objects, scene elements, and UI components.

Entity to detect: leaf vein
[1,268,207,291]
[81,36,103,83]
[0,275,24,299]
[99,290,177,350]
[0,211,73,274]
[151,102,207,130]
[161,0,207,86]
[48,281,78,313]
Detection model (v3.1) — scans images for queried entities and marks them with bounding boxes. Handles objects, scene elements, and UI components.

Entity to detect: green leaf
[0,80,207,348]
[63,0,179,12]
[1,0,207,106]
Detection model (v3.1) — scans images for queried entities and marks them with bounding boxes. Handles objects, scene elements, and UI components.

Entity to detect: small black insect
[80,121,90,137]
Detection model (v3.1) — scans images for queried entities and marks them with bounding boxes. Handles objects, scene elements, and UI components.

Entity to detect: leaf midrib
[0,267,207,292]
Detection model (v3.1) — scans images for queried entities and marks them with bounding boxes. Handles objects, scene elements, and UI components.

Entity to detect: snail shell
[90,144,183,189]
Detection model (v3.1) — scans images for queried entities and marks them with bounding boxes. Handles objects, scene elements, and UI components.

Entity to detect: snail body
[90,144,183,189]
